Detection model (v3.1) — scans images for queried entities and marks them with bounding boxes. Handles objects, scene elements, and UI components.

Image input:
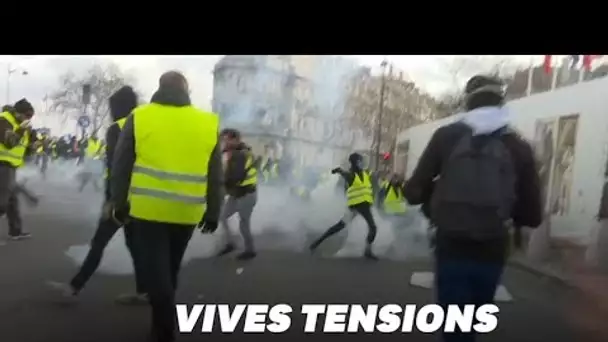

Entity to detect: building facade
[212,55,371,169]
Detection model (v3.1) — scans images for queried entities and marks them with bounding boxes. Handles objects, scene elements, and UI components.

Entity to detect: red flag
[582,55,599,71]
[543,55,552,74]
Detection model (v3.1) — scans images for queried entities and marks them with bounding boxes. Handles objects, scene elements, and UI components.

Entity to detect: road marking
[409,271,514,302]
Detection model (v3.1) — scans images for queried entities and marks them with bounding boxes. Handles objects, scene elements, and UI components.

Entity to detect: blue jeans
[435,257,504,342]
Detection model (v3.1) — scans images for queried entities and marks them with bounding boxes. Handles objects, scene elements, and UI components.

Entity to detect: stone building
[212,55,371,169]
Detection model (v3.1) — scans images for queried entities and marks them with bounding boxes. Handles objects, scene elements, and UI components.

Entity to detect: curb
[507,256,576,289]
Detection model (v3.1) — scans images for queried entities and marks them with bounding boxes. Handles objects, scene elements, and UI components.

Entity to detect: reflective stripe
[130,187,206,204]
[0,150,24,160]
[133,165,207,183]
[239,154,258,187]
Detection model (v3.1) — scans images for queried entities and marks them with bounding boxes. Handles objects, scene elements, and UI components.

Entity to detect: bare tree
[435,56,518,115]
[50,63,136,135]
[344,68,439,161]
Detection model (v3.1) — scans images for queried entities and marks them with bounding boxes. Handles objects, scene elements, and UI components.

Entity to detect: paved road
[0,167,588,342]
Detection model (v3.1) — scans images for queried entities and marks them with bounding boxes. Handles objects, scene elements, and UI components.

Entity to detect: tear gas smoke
[39,56,432,276]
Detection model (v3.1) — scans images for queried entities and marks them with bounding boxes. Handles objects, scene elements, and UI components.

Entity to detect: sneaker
[216,244,236,257]
[115,293,149,306]
[9,232,32,241]
[364,248,379,261]
[236,251,257,261]
[47,281,79,303]
[309,240,321,253]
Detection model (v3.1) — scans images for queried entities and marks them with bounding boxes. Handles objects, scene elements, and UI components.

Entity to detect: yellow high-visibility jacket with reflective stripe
[104,117,127,179]
[346,171,374,206]
[0,111,29,167]
[383,184,407,214]
[240,153,258,187]
[87,139,102,159]
[129,104,219,225]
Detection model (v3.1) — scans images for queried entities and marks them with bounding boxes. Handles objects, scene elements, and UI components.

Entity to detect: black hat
[464,75,505,97]
[13,98,34,116]
[348,152,363,165]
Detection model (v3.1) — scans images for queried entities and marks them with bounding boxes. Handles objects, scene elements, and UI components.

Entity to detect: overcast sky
[0,55,544,135]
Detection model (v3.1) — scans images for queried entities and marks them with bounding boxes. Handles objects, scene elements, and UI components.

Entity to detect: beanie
[464,75,505,98]
[14,98,34,117]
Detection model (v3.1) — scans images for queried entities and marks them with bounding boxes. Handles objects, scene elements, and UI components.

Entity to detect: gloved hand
[331,167,342,174]
[112,204,130,226]
[198,214,218,234]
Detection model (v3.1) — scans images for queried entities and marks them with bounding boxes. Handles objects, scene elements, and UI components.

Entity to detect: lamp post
[374,60,388,170]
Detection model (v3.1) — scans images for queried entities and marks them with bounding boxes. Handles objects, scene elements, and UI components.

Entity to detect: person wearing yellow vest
[0,99,36,241]
[379,174,408,217]
[110,72,223,342]
[309,153,379,260]
[86,135,103,159]
[78,135,104,193]
[216,128,258,260]
[47,86,147,305]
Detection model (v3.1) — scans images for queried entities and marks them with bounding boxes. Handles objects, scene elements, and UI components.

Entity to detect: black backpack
[430,127,517,240]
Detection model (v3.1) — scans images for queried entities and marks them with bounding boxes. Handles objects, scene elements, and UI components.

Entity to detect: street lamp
[6,63,29,104]
[374,60,388,170]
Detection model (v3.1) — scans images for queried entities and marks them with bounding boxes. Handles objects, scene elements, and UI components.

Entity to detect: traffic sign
[78,115,90,128]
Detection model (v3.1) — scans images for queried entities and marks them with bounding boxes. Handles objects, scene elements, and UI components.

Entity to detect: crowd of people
[0,71,543,342]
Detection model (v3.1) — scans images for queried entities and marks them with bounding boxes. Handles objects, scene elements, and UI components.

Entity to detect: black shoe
[9,232,32,241]
[364,249,378,261]
[216,244,235,257]
[309,240,321,253]
[236,251,257,260]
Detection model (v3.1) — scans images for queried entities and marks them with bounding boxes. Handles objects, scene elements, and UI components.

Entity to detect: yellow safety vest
[346,171,374,206]
[262,159,278,182]
[240,153,258,187]
[383,184,407,214]
[104,117,128,179]
[129,103,219,225]
[87,139,102,159]
[0,111,29,167]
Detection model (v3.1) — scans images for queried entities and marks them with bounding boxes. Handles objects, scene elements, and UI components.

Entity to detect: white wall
[397,77,608,244]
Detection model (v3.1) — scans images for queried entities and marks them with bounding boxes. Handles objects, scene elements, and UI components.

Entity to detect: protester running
[111,71,223,342]
[47,86,147,304]
[216,128,258,260]
[403,75,542,342]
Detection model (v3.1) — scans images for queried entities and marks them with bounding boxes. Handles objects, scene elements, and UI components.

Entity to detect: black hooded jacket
[104,86,138,200]
[110,87,223,224]
[404,119,542,263]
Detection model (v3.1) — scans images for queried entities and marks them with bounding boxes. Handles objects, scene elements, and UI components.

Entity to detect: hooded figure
[104,86,138,200]
[47,85,147,306]
[403,74,542,342]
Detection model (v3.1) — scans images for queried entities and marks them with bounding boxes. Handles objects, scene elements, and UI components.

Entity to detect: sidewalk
[508,252,573,287]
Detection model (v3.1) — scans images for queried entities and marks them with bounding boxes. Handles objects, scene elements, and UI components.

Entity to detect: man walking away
[309,152,379,260]
[403,75,542,342]
[111,71,223,342]
[47,86,147,304]
[0,99,36,241]
[216,128,258,260]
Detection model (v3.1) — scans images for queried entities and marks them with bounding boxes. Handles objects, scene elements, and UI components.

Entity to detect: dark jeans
[131,219,194,342]
[435,257,504,342]
[312,203,378,248]
[70,218,145,294]
[0,165,22,236]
